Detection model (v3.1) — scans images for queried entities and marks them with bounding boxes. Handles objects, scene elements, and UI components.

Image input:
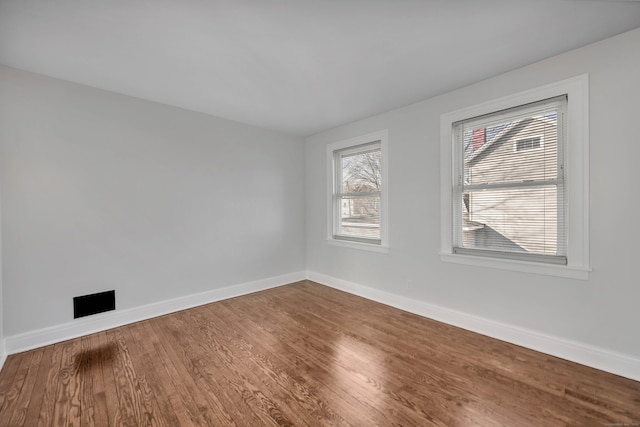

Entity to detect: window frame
[454,96,567,264]
[327,130,389,253]
[440,75,590,279]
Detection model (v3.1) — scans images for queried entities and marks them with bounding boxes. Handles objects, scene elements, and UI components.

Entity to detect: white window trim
[327,130,389,253]
[440,75,590,280]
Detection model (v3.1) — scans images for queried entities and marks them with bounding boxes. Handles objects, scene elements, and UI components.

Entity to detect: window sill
[440,252,590,280]
[328,239,390,253]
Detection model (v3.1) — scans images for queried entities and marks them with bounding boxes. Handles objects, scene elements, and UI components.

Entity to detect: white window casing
[327,130,389,253]
[440,75,590,279]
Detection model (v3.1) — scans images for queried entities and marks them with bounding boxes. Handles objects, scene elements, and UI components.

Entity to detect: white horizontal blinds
[334,141,382,243]
[453,96,567,264]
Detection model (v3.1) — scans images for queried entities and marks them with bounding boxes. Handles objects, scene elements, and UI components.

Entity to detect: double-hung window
[453,96,567,264]
[327,130,388,251]
[440,75,590,279]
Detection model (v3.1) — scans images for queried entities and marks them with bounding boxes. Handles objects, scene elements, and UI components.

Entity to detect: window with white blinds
[452,96,568,265]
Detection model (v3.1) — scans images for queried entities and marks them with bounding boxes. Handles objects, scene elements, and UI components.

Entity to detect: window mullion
[336,191,382,198]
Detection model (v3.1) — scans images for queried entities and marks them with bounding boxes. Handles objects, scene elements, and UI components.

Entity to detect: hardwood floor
[0,280,638,426]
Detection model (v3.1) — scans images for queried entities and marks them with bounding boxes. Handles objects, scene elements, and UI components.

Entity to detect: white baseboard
[307,271,640,382]
[4,271,306,355]
[5,270,639,383]
[0,341,6,372]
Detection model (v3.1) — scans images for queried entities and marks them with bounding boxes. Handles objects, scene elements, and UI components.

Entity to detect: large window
[327,130,388,251]
[440,76,590,279]
[453,96,567,264]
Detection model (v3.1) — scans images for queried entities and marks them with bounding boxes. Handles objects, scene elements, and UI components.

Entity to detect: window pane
[463,111,558,185]
[338,195,380,239]
[462,186,561,256]
[341,149,381,193]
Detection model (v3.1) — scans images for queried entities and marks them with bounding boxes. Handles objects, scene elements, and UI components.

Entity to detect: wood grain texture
[0,281,638,426]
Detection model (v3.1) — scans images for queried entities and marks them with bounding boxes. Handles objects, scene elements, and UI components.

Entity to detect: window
[440,76,590,279]
[455,96,567,264]
[327,130,388,252]
[515,136,542,152]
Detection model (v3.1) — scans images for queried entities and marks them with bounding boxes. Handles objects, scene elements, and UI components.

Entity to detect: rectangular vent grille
[73,290,115,319]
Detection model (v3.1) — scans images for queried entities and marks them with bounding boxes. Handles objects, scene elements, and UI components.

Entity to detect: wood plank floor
[0,280,638,426]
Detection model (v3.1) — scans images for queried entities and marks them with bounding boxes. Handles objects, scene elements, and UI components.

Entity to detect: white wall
[1,28,639,379]
[0,185,4,364]
[0,66,306,337]
[306,28,640,361]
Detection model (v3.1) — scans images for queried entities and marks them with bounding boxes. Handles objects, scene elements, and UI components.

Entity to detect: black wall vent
[73,290,115,319]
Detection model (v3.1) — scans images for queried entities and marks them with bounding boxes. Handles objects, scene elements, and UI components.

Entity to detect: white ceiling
[1,1,640,136]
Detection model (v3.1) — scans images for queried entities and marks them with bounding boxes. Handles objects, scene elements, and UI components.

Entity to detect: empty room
[1,0,640,425]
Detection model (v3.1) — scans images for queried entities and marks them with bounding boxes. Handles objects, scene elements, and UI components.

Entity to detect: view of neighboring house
[462,115,560,255]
